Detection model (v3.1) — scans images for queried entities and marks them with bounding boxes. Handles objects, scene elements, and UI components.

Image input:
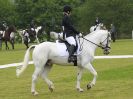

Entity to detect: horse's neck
[81,32,103,56]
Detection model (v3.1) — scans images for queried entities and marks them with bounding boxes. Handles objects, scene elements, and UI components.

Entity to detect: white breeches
[65,36,76,46]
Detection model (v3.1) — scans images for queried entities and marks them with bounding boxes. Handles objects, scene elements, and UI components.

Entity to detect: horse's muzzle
[103,47,110,55]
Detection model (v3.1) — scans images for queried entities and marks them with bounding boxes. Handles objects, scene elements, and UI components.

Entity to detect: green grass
[0,39,133,99]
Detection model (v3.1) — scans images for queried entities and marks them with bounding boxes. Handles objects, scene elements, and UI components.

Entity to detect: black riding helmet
[63,5,72,13]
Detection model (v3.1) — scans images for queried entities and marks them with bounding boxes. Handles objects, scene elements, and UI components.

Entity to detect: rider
[95,17,101,26]
[23,29,30,49]
[2,21,8,31]
[94,17,101,31]
[62,5,80,63]
[30,20,36,33]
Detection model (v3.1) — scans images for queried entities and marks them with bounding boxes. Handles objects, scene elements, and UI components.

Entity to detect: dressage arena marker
[0,55,133,69]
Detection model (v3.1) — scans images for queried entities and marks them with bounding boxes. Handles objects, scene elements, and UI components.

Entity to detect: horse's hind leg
[41,64,54,92]
[31,67,43,95]
[84,62,97,90]
[10,39,14,49]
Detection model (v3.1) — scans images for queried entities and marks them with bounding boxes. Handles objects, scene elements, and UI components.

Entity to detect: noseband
[100,33,111,50]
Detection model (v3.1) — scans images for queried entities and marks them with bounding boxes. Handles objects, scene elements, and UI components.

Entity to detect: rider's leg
[65,36,76,62]
[68,44,75,62]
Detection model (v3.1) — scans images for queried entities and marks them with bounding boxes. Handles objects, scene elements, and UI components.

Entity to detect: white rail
[1,55,133,69]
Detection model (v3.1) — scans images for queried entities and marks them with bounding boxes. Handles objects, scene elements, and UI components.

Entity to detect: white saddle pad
[56,40,81,57]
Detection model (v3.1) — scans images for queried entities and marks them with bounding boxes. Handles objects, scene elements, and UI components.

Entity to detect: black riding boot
[68,45,75,63]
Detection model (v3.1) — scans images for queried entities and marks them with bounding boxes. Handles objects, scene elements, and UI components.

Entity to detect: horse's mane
[85,30,108,39]
[85,31,98,38]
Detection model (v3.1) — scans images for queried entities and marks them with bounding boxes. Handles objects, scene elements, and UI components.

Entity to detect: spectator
[0,31,3,50]
[110,23,116,42]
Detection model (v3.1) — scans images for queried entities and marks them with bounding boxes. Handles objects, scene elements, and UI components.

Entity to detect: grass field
[0,39,133,99]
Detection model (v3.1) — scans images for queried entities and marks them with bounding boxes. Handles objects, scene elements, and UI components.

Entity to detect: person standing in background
[110,23,116,42]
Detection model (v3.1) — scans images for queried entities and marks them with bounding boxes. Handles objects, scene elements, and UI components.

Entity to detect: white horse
[50,31,63,40]
[90,23,104,32]
[16,30,111,95]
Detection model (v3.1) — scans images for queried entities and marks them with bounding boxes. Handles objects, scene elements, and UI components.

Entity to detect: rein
[81,36,104,49]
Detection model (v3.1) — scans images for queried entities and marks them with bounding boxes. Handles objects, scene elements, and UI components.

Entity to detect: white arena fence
[1,55,133,69]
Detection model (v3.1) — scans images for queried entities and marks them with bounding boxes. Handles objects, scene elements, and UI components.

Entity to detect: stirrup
[68,57,72,63]
[68,56,75,63]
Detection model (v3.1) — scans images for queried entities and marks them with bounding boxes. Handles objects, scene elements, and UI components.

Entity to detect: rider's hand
[79,33,82,37]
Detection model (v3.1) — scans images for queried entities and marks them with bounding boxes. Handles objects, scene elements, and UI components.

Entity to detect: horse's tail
[16,45,36,77]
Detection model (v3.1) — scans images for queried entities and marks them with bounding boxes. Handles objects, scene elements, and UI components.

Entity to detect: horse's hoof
[87,84,92,90]
[49,85,54,92]
[32,91,39,96]
[77,88,84,92]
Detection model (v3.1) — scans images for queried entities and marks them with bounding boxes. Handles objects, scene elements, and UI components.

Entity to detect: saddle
[58,37,78,66]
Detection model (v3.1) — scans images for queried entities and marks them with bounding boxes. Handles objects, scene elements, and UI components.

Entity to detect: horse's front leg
[35,34,40,43]
[84,62,97,90]
[24,37,29,49]
[76,67,84,92]
[5,41,9,50]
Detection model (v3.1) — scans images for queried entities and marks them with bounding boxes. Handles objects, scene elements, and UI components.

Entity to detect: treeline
[0,0,132,39]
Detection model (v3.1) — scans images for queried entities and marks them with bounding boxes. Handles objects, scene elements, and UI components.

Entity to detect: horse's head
[100,31,111,55]
[36,26,45,34]
[37,26,42,30]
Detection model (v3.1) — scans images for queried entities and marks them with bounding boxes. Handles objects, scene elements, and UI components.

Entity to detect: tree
[0,0,15,25]
[1,0,132,39]
[76,0,133,38]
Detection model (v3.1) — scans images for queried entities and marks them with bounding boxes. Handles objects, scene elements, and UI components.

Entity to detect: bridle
[100,33,111,50]
[79,33,111,50]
